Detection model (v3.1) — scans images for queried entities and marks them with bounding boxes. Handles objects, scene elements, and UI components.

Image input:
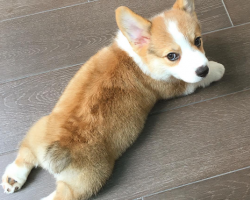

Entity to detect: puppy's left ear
[116,6,151,47]
[173,0,195,14]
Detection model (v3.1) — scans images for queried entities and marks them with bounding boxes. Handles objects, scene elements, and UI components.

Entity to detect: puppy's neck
[115,31,150,76]
[115,31,172,81]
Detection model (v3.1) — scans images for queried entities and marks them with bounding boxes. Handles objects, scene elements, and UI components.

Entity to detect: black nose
[195,65,209,78]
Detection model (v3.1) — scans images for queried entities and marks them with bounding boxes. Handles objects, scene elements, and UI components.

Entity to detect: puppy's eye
[195,37,202,47]
[166,53,179,61]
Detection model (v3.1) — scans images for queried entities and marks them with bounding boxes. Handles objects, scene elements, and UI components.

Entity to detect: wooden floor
[1,0,250,199]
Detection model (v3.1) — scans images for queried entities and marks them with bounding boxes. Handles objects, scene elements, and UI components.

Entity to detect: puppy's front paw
[208,61,225,82]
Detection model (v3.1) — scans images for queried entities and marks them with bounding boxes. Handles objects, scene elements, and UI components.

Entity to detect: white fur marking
[116,31,171,81]
[116,31,150,75]
[184,61,225,95]
[198,61,225,87]
[2,161,32,194]
[167,21,208,83]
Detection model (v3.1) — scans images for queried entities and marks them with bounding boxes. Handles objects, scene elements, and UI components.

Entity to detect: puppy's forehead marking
[149,16,178,57]
[167,20,191,49]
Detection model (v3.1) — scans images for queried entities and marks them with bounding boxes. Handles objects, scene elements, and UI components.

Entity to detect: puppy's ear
[116,6,151,47]
[173,0,195,14]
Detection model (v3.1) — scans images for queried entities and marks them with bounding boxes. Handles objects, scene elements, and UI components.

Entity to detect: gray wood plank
[0,151,55,200]
[195,0,232,32]
[144,167,250,200]
[0,0,231,84]
[2,87,250,200]
[0,65,81,153]
[152,23,250,114]
[224,0,250,26]
[0,0,88,22]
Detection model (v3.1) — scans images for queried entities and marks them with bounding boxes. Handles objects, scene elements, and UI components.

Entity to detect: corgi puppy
[2,0,225,199]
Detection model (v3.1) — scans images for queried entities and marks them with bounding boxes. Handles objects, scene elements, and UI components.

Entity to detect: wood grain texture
[152,23,250,114]
[0,65,81,154]
[195,0,232,32]
[0,0,88,22]
[0,151,55,200]
[224,0,250,25]
[2,89,250,200]
[0,0,231,84]
[144,167,250,200]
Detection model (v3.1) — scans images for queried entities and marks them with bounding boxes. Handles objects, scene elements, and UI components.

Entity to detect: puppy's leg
[2,145,37,194]
[2,116,48,194]
[41,181,72,200]
[184,61,225,95]
[41,161,114,200]
[41,191,56,200]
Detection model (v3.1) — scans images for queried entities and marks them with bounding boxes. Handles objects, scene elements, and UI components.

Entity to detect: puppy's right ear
[173,0,195,14]
[116,6,151,48]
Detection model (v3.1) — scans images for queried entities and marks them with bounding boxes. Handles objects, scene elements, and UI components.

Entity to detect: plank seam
[221,0,234,26]
[150,86,250,116]
[143,165,250,198]
[0,149,17,157]
[0,62,85,86]
[0,0,99,23]
[202,21,250,35]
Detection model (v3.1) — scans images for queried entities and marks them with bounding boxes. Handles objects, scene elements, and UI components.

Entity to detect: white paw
[2,162,30,194]
[208,61,225,82]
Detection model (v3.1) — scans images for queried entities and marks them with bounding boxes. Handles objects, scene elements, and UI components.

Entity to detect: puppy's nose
[195,65,209,78]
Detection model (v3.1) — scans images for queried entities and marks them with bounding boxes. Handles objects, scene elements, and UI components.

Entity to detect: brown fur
[11,42,188,199]
[47,43,187,165]
[146,9,203,70]
[3,1,209,199]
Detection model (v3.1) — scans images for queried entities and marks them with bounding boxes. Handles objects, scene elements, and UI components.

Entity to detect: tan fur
[9,42,188,199]
[116,6,151,48]
[146,9,203,71]
[2,1,213,199]
[173,0,195,13]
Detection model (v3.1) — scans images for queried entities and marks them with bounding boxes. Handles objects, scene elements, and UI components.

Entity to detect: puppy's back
[45,43,158,168]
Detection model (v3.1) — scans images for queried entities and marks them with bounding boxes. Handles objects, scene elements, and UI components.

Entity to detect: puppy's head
[116,0,208,83]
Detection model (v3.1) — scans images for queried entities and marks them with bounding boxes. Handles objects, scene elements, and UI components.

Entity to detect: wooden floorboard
[144,167,250,200]
[2,88,250,199]
[0,0,88,22]
[0,0,231,84]
[224,0,250,25]
[152,23,250,114]
[0,65,81,154]
[195,0,232,32]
